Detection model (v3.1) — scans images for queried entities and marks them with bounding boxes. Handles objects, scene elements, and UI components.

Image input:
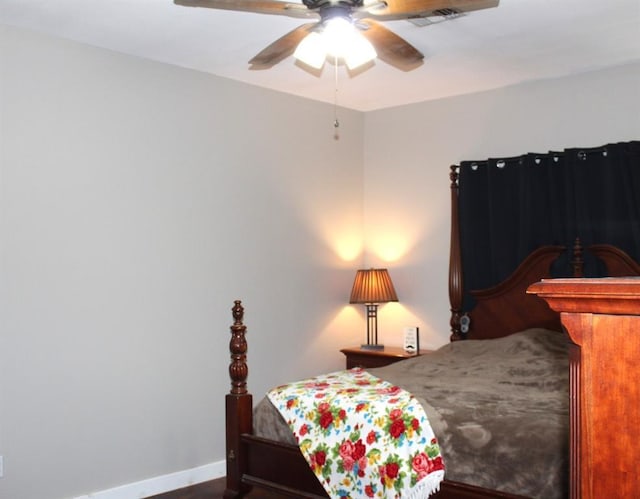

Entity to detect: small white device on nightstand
[403,327,420,353]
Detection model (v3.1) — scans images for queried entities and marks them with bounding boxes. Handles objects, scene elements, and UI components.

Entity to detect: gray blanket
[254,328,569,498]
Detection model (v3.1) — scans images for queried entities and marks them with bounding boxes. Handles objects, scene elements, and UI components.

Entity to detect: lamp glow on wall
[293,16,377,70]
[350,268,398,350]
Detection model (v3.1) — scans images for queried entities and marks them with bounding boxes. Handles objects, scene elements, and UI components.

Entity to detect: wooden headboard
[448,164,640,342]
[464,246,566,339]
[588,244,640,277]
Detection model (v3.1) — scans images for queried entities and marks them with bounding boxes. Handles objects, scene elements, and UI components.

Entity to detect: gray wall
[0,25,364,499]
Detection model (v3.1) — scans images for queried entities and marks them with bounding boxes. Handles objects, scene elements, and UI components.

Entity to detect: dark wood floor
[147,477,280,499]
[147,478,222,499]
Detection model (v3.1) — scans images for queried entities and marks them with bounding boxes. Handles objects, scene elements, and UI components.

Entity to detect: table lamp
[349,268,398,350]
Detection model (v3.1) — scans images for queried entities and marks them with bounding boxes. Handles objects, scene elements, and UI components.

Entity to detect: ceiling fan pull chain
[333,56,340,135]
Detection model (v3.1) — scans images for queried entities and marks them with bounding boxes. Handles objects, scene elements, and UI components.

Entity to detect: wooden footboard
[224,300,530,499]
[241,435,327,498]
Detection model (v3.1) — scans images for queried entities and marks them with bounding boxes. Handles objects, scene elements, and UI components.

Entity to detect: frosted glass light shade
[343,32,377,70]
[293,32,326,69]
[294,18,377,70]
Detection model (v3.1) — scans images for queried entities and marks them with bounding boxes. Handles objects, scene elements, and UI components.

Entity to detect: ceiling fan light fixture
[324,17,377,69]
[294,15,377,70]
[293,31,327,69]
[323,17,356,56]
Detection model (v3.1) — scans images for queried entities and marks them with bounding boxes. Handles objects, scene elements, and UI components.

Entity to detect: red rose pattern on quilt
[267,368,445,498]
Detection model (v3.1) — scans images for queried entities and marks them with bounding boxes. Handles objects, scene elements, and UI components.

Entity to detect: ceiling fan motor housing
[318,5,358,24]
[302,0,364,10]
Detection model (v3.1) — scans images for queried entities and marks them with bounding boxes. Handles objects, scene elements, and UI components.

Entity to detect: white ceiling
[1,0,639,111]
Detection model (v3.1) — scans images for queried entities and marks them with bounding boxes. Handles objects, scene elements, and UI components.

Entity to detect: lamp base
[360,343,385,351]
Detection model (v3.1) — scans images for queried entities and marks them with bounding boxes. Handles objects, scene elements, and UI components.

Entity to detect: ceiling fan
[174,0,499,71]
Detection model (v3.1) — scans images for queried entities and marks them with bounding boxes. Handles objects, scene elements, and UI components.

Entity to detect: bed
[252,326,569,498]
[223,144,640,499]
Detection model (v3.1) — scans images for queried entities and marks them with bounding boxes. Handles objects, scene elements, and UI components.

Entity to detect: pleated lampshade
[350,268,398,304]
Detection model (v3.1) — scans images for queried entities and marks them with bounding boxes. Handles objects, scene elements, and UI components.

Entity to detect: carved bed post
[529,278,640,498]
[449,165,464,341]
[224,300,253,499]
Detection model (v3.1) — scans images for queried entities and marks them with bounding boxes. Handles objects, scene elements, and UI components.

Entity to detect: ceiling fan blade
[174,0,316,19]
[363,0,498,20]
[359,19,423,71]
[249,23,317,68]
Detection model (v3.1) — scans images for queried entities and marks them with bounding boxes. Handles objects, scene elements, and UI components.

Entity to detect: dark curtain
[458,140,640,310]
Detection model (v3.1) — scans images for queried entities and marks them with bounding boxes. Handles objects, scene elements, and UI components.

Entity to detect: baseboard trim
[74,460,225,499]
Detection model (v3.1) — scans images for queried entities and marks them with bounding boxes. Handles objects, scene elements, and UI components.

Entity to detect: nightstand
[340,346,431,369]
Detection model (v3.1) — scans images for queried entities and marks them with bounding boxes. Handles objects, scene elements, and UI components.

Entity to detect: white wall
[363,62,640,350]
[0,25,364,499]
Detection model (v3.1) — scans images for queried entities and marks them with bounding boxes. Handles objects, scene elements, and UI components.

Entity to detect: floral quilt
[267,368,445,499]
